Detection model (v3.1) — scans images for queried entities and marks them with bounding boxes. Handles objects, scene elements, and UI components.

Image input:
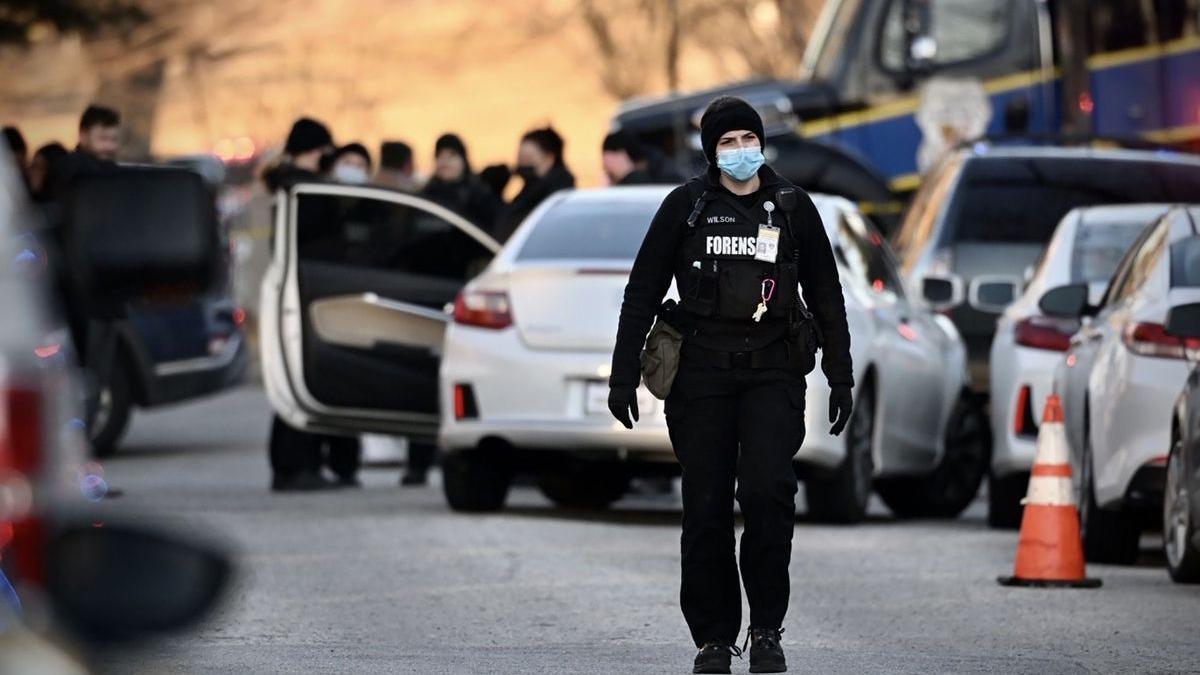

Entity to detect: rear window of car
[940,157,1200,246]
[1071,220,1150,283]
[516,199,661,261]
[1171,236,1200,287]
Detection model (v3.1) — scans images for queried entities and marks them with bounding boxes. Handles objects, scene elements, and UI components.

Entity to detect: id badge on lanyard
[755,200,779,263]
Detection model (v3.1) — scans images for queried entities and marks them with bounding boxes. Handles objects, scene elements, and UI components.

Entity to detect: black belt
[681,339,792,369]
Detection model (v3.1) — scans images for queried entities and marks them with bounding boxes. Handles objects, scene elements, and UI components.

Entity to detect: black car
[32,162,248,457]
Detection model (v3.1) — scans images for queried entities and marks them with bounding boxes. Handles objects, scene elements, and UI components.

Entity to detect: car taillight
[1014,316,1074,352]
[1012,385,1038,438]
[1122,322,1200,360]
[0,386,45,586]
[453,290,513,329]
[453,383,479,420]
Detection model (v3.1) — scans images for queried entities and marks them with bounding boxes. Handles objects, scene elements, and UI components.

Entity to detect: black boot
[693,642,740,674]
[745,628,786,673]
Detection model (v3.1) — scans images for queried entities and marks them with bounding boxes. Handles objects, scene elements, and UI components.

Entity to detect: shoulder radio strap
[685,178,717,230]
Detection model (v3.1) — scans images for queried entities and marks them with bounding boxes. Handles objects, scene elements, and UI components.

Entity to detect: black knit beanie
[699,96,764,166]
[284,117,333,155]
[435,133,470,166]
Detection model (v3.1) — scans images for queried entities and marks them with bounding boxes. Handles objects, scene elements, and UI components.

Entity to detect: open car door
[270,183,500,442]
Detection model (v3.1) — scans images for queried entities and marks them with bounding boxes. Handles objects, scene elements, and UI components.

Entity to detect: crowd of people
[259,115,685,246]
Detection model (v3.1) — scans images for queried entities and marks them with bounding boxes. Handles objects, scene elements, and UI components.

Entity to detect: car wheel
[1079,421,1140,565]
[1164,432,1200,583]
[806,383,874,524]
[442,447,512,513]
[987,471,1028,530]
[876,393,990,519]
[537,467,630,510]
[89,356,133,458]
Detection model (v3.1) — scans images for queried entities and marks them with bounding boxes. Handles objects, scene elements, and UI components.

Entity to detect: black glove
[828,385,853,436]
[608,386,639,430]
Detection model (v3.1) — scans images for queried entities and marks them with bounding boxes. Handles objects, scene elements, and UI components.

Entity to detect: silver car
[894,145,1200,391]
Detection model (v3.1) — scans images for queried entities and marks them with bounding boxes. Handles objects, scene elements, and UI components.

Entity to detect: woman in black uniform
[608,97,854,674]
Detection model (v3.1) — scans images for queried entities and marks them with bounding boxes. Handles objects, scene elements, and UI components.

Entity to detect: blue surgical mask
[716,146,764,182]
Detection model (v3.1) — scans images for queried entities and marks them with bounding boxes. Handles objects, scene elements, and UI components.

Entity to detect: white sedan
[988,204,1170,528]
[438,186,985,522]
[1046,205,1200,564]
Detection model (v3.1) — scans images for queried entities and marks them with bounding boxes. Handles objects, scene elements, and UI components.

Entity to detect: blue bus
[613,0,1200,218]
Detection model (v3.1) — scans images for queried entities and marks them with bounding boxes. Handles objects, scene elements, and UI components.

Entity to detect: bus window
[878,0,1011,72]
[1155,0,1199,42]
[1088,1,1157,53]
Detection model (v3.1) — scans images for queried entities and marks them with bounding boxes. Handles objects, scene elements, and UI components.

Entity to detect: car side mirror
[920,274,963,311]
[969,276,1019,313]
[45,520,232,643]
[62,167,220,318]
[1039,283,1091,318]
[1165,303,1200,339]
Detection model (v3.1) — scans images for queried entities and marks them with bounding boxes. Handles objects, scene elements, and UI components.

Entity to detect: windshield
[805,0,863,82]
[940,157,1200,246]
[516,198,661,262]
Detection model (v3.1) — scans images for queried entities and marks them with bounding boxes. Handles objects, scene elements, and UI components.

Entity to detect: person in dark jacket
[322,142,372,184]
[374,140,420,193]
[607,96,853,674]
[43,105,121,201]
[421,133,499,232]
[28,142,67,202]
[262,116,334,192]
[493,126,574,242]
[263,117,365,492]
[602,130,653,185]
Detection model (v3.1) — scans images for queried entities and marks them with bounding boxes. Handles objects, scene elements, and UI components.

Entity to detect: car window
[1170,235,1200,288]
[893,153,961,271]
[1106,220,1169,306]
[838,211,906,298]
[879,0,1010,71]
[939,157,1200,247]
[1070,219,1151,284]
[516,199,660,262]
[295,193,493,281]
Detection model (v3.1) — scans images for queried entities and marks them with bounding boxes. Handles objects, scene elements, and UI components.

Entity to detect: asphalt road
[94,386,1198,674]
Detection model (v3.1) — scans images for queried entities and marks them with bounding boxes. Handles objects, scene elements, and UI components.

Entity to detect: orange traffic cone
[997,394,1101,588]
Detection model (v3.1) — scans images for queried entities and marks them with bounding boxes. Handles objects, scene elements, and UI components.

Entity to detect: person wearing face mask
[324,142,372,185]
[493,126,574,242]
[608,96,853,674]
[421,133,500,233]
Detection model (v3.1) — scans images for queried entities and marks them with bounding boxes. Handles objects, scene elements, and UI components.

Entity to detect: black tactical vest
[675,179,800,324]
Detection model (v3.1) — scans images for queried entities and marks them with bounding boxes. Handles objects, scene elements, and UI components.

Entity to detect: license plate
[585,381,655,416]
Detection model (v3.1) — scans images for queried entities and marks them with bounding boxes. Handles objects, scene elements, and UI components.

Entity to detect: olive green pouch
[640,310,684,400]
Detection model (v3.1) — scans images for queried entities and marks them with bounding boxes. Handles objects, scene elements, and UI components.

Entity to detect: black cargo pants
[664,348,806,647]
